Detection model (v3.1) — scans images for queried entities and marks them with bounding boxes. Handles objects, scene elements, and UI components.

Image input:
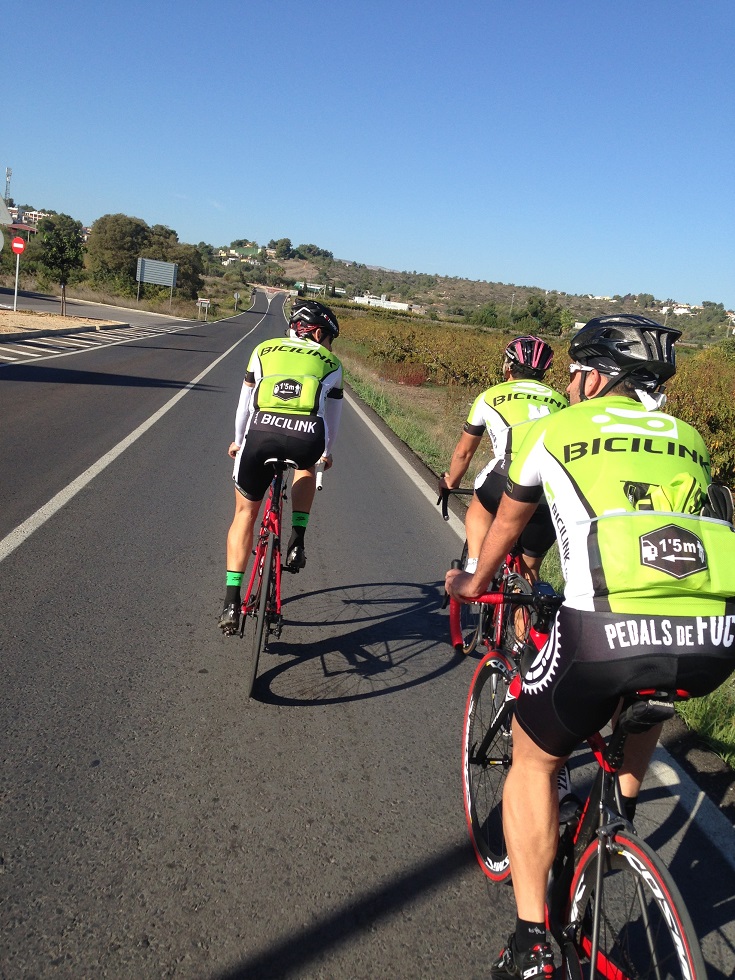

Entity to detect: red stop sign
[11,237,25,255]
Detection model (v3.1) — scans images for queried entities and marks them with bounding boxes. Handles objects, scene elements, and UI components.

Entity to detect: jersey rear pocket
[589,512,735,613]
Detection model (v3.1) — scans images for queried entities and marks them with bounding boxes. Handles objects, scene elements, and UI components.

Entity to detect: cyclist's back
[512,392,733,614]
[467,377,568,481]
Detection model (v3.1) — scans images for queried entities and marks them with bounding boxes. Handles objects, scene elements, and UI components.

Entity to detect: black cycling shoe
[219,602,240,634]
[284,544,306,573]
[490,935,555,979]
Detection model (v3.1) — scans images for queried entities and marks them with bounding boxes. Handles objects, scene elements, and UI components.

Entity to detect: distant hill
[273,255,731,343]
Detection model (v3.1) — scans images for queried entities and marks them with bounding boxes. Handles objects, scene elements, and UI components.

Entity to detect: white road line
[0,322,197,364]
[0,315,266,564]
[3,346,43,357]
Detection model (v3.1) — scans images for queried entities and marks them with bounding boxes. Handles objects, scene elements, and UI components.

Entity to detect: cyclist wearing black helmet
[439,335,567,583]
[219,300,343,632]
[447,314,735,980]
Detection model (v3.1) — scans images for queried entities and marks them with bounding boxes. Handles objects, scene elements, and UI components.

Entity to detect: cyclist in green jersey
[446,314,735,980]
[438,336,567,581]
[219,301,343,632]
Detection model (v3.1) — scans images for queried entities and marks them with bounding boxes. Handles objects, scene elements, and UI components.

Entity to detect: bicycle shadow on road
[252,580,467,705]
[211,839,476,980]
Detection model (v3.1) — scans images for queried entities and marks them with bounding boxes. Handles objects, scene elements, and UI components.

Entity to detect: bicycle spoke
[566,832,706,980]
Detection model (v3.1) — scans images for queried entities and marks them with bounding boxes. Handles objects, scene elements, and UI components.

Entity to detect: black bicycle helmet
[569,314,681,389]
[504,336,554,377]
[288,300,340,340]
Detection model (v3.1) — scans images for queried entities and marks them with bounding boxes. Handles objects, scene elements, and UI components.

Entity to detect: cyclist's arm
[445,493,538,600]
[323,390,343,460]
[440,429,483,491]
[233,380,255,448]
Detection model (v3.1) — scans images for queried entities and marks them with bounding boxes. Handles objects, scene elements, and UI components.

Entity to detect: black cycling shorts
[516,604,735,758]
[476,467,555,559]
[233,412,325,501]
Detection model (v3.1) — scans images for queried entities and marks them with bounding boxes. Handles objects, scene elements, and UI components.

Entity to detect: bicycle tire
[564,829,707,980]
[458,540,485,655]
[462,650,516,881]
[247,532,276,699]
[501,572,533,654]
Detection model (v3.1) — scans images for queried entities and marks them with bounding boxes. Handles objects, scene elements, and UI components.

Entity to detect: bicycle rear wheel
[247,532,276,699]
[564,829,706,979]
[462,650,516,881]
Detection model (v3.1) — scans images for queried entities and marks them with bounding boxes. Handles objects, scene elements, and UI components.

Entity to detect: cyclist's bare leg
[618,720,664,799]
[285,468,317,568]
[465,493,493,566]
[503,718,567,922]
[226,490,261,572]
[291,467,317,514]
[518,553,543,585]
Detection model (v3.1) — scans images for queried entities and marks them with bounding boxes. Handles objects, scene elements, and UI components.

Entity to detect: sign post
[11,237,25,312]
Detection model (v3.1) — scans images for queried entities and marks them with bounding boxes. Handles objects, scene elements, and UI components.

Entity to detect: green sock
[225,570,244,606]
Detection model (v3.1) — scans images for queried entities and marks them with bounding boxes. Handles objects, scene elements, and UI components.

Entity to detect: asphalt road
[1,290,733,978]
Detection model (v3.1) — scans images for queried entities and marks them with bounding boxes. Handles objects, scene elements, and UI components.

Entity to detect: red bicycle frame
[240,466,285,627]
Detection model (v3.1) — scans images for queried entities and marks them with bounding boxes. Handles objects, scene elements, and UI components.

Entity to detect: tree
[295,243,334,260]
[86,213,151,285]
[267,237,293,260]
[145,224,178,258]
[166,243,204,299]
[38,216,85,315]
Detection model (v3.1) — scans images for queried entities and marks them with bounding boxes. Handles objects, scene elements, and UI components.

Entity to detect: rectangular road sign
[136,258,178,288]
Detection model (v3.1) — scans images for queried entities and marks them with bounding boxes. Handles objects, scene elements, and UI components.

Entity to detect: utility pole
[4,167,12,203]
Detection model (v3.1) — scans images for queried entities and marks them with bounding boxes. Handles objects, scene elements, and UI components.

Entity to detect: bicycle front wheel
[456,541,485,654]
[501,572,533,654]
[247,532,276,699]
[462,650,516,881]
[565,829,706,979]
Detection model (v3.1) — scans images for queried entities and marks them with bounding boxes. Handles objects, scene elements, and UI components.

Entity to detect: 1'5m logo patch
[273,379,302,401]
[639,524,707,579]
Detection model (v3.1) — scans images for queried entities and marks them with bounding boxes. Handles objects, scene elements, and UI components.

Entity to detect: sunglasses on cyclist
[568,362,595,375]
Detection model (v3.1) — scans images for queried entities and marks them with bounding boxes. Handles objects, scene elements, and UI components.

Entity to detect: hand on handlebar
[445,567,485,602]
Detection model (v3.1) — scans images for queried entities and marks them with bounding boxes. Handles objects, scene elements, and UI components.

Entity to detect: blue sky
[6,1,734,308]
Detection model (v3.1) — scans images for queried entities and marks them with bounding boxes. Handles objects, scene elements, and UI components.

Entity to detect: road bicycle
[461,585,707,978]
[238,458,326,698]
[238,457,296,698]
[439,487,528,656]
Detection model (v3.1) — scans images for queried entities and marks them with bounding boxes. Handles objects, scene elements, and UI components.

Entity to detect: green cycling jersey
[245,336,343,416]
[464,379,568,462]
[507,395,735,614]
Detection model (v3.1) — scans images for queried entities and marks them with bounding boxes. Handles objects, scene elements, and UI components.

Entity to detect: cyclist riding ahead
[446,314,735,979]
[219,300,344,633]
[438,336,567,582]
